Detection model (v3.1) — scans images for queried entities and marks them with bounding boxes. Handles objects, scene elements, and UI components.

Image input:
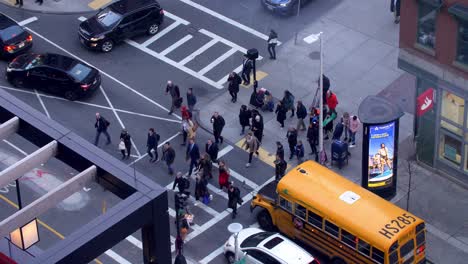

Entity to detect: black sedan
[0,13,33,59]
[6,53,101,101]
[261,0,312,16]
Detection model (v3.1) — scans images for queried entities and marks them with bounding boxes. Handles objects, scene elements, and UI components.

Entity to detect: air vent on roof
[339,191,360,204]
[298,169,307,174]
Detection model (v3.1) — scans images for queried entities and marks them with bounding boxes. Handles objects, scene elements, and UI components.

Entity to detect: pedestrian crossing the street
[79,11,264,89]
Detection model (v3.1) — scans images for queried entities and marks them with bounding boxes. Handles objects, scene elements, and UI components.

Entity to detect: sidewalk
[0,0,113,13]
[197,0,468,262]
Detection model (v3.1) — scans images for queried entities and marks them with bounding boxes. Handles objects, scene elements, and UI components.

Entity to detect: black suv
[79,0,164,52]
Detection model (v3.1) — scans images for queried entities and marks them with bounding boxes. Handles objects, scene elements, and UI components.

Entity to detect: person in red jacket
[326,90,338,114]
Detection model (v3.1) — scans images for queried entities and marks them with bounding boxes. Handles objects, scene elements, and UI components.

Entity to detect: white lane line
[0,85,181,124]
[34,89,51,118]
[217,145,234,158]
[100,85,141,157]
[199,29,249,55]
[125,39,222,89]
[18,17,38,26]
[199,246,224,264]
[24,26,182,120]
[126,235,142,249]
[128,132,180,166]
[217,64,242,86]
[160,34,193,56]
[3,139,27,155]
[105,249,132,264]
[177,0,281,45]
[142,22,182,47]
[164,11,190,25]
[207,183,229,200]
[198,47,237,76]
[178,39,218,66]
[78,16,87,22]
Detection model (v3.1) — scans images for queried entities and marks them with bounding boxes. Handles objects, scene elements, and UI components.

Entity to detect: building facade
[398,0,468,184]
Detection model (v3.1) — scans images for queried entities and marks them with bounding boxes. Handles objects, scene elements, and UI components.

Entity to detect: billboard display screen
[368,122,395,189]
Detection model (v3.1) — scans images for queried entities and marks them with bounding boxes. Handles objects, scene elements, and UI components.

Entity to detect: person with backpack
[94,112,111,146]
[119,129,132,159]
[162,142,176,175]
[227,72,242,103]
[332,118,344,141]
[211,112,225,145]
[242,132,260,168]
[282,90,295,118]
[147,128,160,163]
[239,105,251,135]
[227,182,242,219]
[286,126,298,160]
[186,88,197,112]
[296,100,307,131]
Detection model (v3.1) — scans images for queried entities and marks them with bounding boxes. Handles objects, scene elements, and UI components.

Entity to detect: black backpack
[183,177,190,190]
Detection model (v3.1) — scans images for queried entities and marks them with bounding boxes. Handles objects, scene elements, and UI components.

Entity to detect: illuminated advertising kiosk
[358,96,404,199]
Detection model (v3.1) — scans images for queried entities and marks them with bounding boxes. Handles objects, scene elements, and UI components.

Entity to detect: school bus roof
[277,161,423,250]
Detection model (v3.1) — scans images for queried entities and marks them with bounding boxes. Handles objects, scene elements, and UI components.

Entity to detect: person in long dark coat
[241,55,253,85]
[276,141,285,160]
[198,153,213,179]
[211,112,225,144]
[227,72,242,103]
[286,127,298,160]
[147,128,160,162]
[239,105,251,135]
[194,176,209,204]
[205,139,219,163]
[119,129,132,159]
[275,100,287,128]
[274,154,287,181]
[162,142,175,175]
[390,0,401,24]
[186,138,200,176]
[166,80,181,115]
[282,90,295,118]
[227,182,242,219]
[307,122,318,161]
[251,114,264,143]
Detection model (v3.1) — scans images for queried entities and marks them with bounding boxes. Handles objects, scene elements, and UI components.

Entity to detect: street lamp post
[228,223,243,262]
[304,32,325,163]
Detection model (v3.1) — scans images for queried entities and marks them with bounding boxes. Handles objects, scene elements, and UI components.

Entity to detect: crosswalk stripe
[198,48,238,75]
[179,39,218,65]
[142,22,182,47]
[160,35,193,56]
[105,250,132,264]
[126,235,142,249]
[235,139,290,170]
[164,11,190,26]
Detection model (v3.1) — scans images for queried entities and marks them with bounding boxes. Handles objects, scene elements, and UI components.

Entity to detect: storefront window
[439,134,462,166]
[441,91,464,130]
[457,20,468,66]
[417,3,437,49]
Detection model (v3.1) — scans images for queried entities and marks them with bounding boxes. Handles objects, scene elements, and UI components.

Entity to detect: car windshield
[25,55,45,70]
[97,8,121,28]
[67,63,92,82]
[240,232,274,248]
[0,25,23,41]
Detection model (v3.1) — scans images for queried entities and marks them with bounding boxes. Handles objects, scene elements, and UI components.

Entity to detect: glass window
[358,239,371,256]
[279,197,292,212]
[389,250,398,264]
[417,3,437,49]
[439,133,462,166]
[416,231,426,246]
[456,19,468,65]
[97,8,122,28]
[341,229,356,249]
[263,237,284,250]
[307,210,323,228]
[325,220,339,238]
[372,247,385,264]
[295,204,306,219]
[240,232,274,248]
[67,63,92,82]
[400,239,415,259]
[244,249,281,264]
[441,91,464,131]
[0,25,24,41]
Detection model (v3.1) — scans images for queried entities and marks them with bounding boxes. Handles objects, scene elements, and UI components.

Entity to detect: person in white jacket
[267,30,278,60]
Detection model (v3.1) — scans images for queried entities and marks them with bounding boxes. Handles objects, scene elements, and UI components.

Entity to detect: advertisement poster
[368,122,395,188]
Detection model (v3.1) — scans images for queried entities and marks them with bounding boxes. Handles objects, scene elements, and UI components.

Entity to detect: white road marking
[217,64,242,86]
[177,0,281,45]
[0,85,181,124]
[126,235,142,249]
[100,85,141,157]
[163,11,190,26]
[128,132,180,166]
[217,145,234,158]
[34,89,51,118]
[126,39,223,89]
[178,39,218,65]
[23,26,182,120]
[206,183,228,200]
[212,162,258,189]
[83,187,91,192]
[142,22,182,47]
[199,246,224,264]
[160,34,193,56]
[198,47,237,75]
[18,17,38,26]
[105,249,132,264]
[199,29,248,54]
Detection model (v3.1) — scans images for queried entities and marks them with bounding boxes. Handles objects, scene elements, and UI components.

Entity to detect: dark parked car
[0,14,33,59]
[261,0,311,16]
[6,53,101,101]
[79,0,164,52]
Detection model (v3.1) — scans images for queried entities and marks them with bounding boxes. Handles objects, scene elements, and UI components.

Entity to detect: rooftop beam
[0,116,19,141]
[0,141,58,188]
[0,165,97,239]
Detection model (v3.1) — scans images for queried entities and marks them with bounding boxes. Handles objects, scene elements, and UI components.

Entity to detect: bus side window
[358,239,371,256]
[371,247,384,264]
[307,210,323,229]
[294,204,306,219]
[279,196,292,212]
[325,220,339,238]
[341,229,357,249]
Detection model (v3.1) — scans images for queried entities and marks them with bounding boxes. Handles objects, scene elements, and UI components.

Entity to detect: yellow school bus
[250,161,426,264]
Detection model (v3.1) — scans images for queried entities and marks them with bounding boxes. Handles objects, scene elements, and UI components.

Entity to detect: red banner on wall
[416,88,434,117]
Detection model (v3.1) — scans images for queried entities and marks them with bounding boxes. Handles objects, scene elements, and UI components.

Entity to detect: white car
[223,227,319,264]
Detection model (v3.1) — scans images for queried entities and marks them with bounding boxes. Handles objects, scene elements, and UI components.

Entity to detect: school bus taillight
[417,244,426,254]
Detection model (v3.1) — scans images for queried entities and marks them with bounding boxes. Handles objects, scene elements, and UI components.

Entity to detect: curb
[0,1,97,15]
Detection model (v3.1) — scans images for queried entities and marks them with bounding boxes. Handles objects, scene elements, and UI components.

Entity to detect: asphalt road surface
[0,0,337,263]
